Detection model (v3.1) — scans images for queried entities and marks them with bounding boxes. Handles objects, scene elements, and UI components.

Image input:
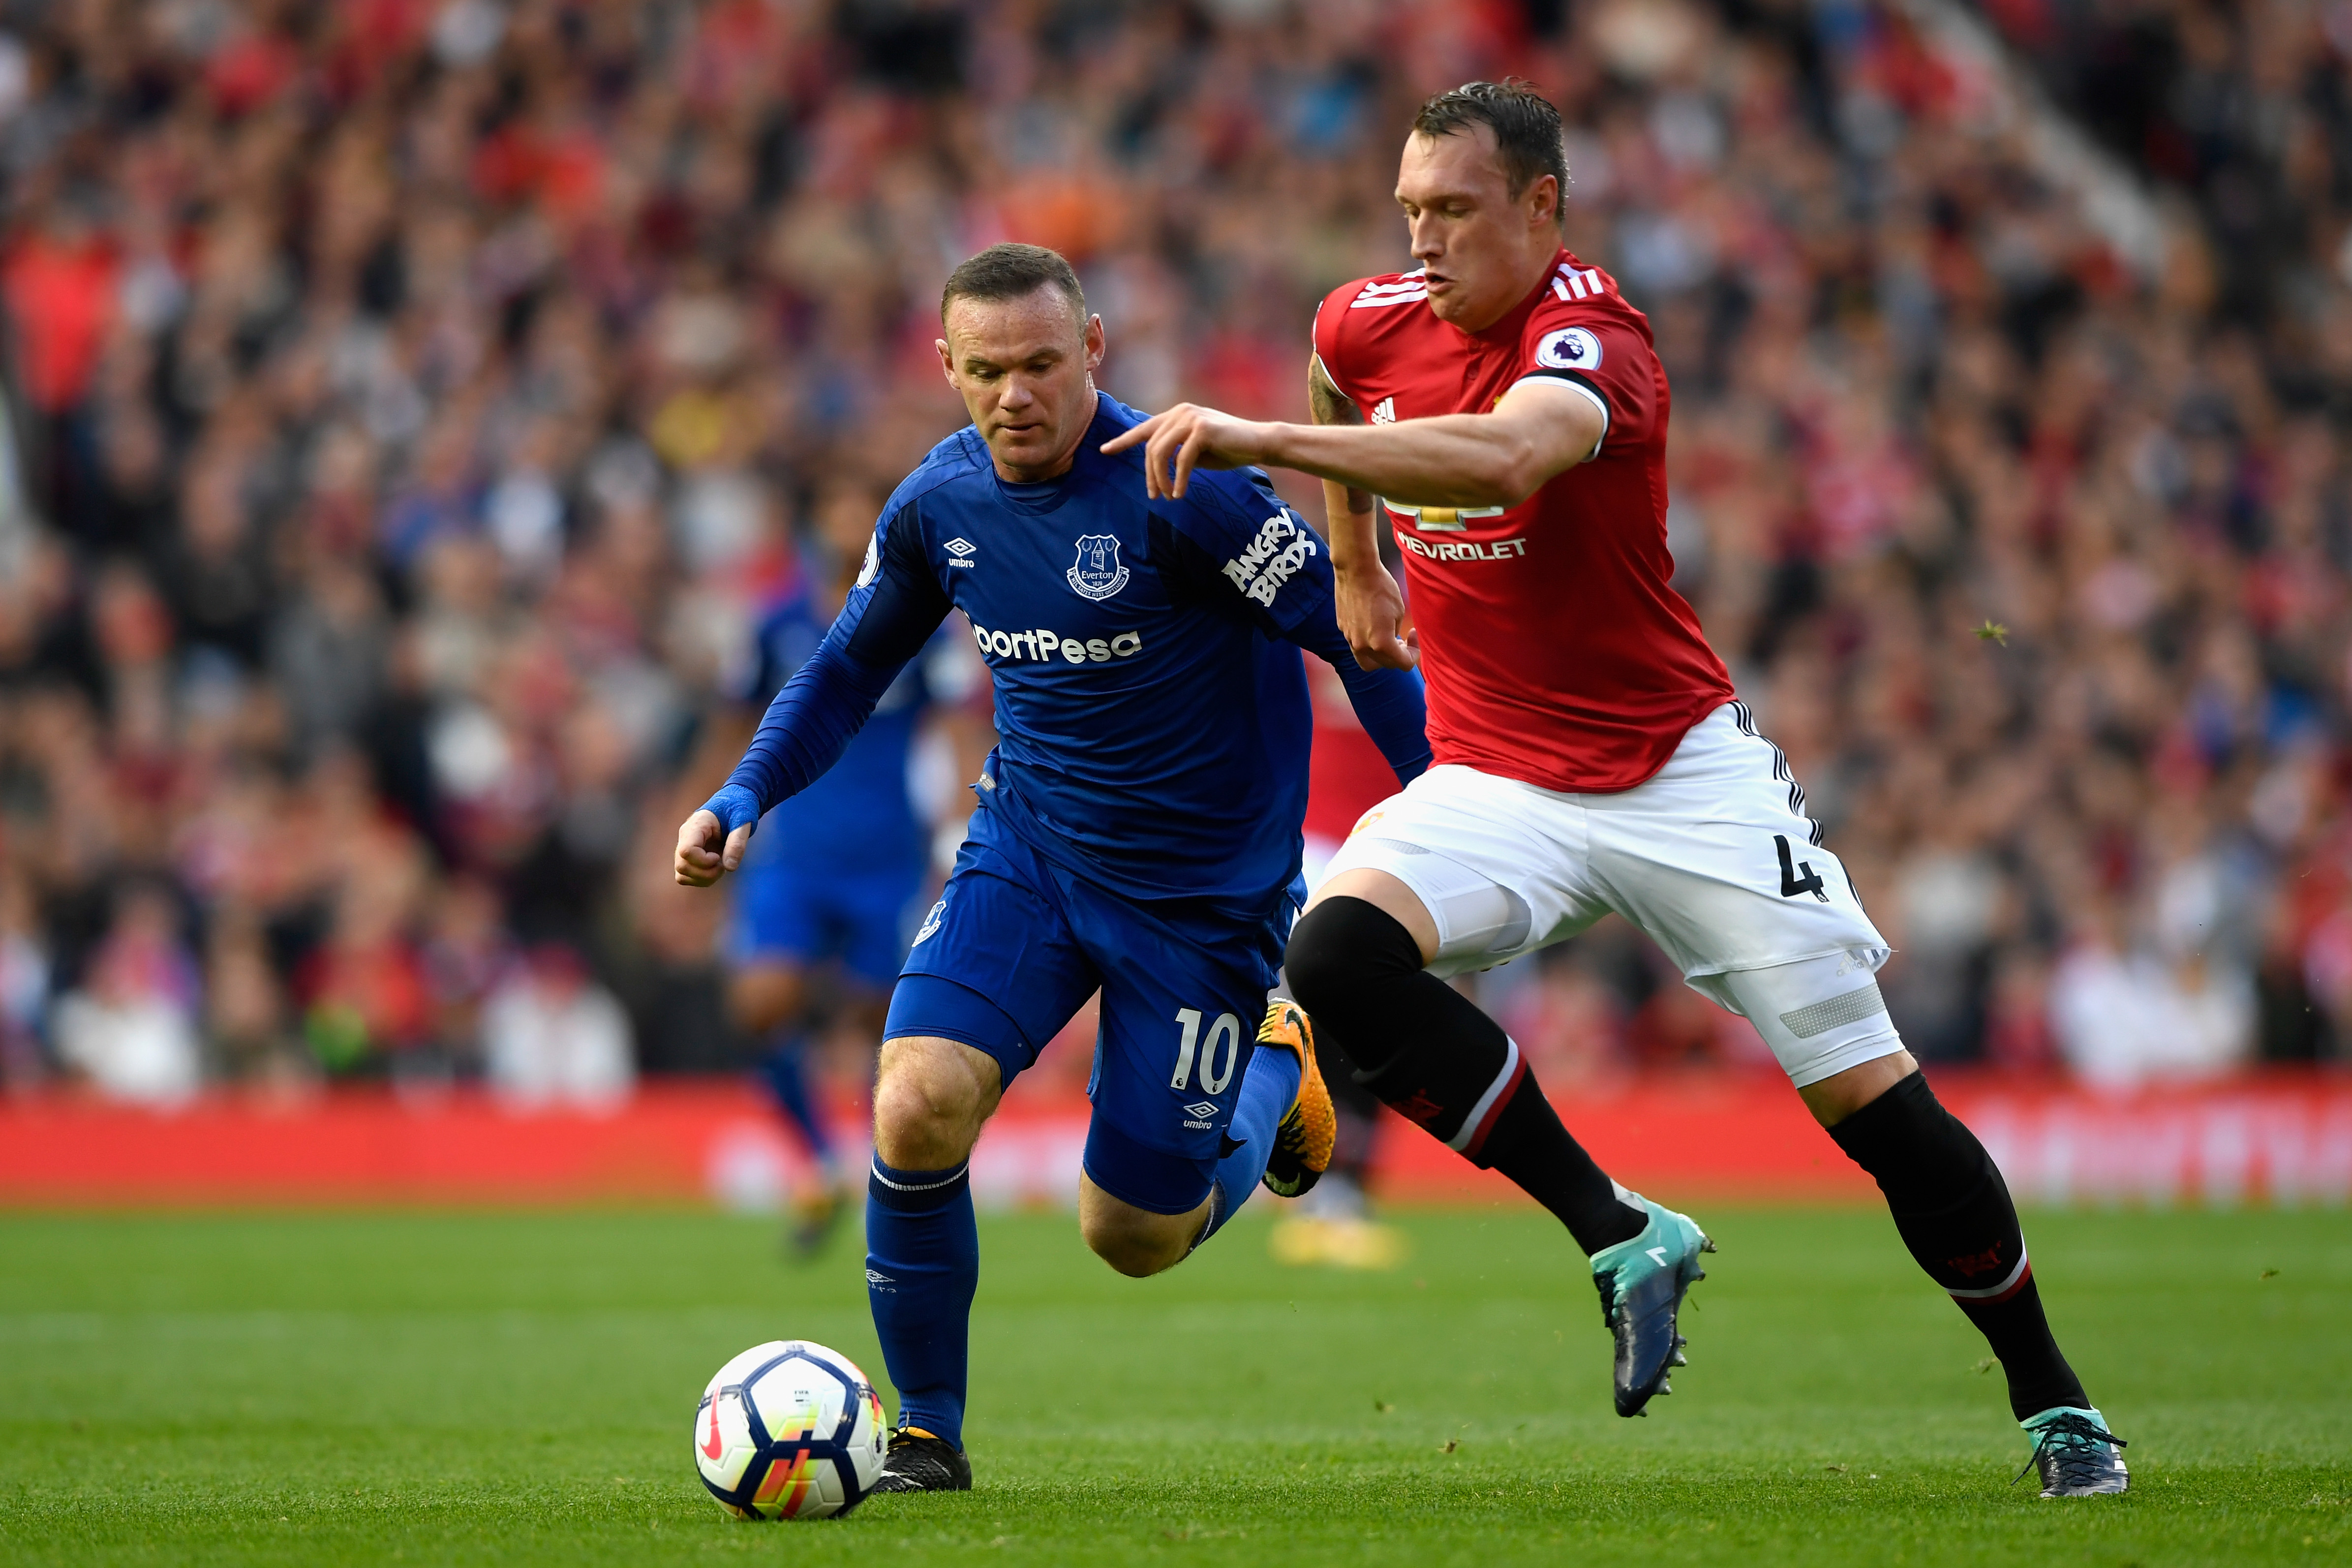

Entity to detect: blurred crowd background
[0,0,2347,1107]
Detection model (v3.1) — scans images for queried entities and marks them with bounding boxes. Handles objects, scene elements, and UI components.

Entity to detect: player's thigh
[1078,892,1283,1219]
[1316,766,1607,978]
[884,834,1100,1100]
[1585,704,1900,1086]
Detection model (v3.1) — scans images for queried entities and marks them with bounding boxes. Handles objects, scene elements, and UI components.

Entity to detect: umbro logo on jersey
[1349,271,1429,308]
[970,620,1144,665]
[1371,397,1396,425]
[944,537,977,568]
[1222,511,1318,606]
[1183,1101,1218,1121]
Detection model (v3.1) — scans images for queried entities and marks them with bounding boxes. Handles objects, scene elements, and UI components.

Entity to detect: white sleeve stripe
[1311,351,1353,410]
[1506,374,1609,459]
[1550,276,1570,301]
[1566,271,1588,299]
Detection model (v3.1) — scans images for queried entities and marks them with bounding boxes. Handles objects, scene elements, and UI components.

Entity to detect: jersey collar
[988,393,1116,514]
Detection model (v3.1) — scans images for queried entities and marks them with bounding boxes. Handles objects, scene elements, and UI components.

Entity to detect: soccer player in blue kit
[674,243,1431,1492]
[719,483,979,1254]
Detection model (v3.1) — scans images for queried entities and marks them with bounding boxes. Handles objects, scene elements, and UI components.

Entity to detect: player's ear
[1083,314,1105,371]
[1528,173,1559,230]
[935,337,956,388]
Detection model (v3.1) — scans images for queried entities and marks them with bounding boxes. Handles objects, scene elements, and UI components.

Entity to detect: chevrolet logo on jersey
[1398,531,1528,562]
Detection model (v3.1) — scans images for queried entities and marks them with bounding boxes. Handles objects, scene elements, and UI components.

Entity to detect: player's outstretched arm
[1101,381,1603,511]
[674,508,952,890]
[1308,354,1415,672]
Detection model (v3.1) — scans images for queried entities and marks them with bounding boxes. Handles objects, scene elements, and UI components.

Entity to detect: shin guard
[1828,1072,2088,1418]
[1286,895,1642,1253]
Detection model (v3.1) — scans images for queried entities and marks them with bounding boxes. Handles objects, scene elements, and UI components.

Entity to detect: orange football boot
[1257,999,1335,1198]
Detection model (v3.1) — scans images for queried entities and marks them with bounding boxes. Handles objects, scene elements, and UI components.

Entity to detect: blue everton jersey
[873,397,1338,906]
[707,391,1430,915]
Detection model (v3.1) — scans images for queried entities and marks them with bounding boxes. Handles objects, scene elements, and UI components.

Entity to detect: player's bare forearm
[1106,388,1597,508]
[1305,356,1414,669]
[1261,410,1564,509]
[1307,355,1375,523]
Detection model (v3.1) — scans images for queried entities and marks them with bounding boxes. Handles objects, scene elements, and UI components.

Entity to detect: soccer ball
[692,1340,887,1520]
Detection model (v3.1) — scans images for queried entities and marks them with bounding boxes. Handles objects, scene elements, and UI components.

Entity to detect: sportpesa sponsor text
[970,622,1146,663]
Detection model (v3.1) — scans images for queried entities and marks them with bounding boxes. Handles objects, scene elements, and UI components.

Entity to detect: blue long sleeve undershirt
[700,517,1431,840]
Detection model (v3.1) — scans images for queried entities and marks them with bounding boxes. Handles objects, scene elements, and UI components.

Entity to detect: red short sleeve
[1514,288,1660,453]
[1312,282,1363,406]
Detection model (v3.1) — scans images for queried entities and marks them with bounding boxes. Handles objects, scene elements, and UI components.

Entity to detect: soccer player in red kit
[1104,79,2126,1495]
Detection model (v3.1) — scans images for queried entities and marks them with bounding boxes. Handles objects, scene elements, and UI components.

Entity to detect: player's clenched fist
[674,808,754,887]
[1100,403,1269,500]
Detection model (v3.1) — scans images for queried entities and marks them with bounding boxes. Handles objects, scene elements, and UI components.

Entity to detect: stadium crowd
[0,0,2346,1106]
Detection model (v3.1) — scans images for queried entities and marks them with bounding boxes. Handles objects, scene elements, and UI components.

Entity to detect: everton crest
[1066,533,1130,601]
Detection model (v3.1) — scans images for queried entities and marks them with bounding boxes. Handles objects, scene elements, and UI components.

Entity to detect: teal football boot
[1588,1197,1714,1416]
[2017,1407,2129,1496]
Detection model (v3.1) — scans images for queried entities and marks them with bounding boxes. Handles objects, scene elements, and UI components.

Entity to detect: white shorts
[1320,703,1900,1087]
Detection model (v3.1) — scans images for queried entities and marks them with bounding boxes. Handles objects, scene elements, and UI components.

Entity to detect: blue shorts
[727,856,930,990]
[885,807,1299,1215]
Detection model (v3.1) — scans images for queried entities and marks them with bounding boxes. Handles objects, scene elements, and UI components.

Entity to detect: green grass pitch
[0,1203,2344,1566]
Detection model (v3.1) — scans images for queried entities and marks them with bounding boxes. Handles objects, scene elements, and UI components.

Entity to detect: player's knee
[1284,896,1422,1015]
[871,1037,994,1168]
[1079,1208,1187,1278]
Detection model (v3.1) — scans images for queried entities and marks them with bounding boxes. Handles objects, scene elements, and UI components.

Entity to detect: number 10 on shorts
[1171,1008,1243,1094]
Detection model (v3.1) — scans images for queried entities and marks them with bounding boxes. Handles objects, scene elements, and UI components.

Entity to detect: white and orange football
[692,1340,887,1520]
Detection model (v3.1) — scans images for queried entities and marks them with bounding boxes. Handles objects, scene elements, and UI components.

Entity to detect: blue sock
[865,1157,978,1449]
[759,1037,834,1165]
[1197,1044,1300,1247]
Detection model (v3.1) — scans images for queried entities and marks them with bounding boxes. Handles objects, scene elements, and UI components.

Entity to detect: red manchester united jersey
[1312,248,1732,793]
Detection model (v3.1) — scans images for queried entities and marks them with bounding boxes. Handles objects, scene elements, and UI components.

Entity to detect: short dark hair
[1412,79,1568,221]
[940,242,1086,326]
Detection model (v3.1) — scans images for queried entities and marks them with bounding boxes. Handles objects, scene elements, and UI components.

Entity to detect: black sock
[1827,1072,2089,1420]
[1287,896,1644,1255]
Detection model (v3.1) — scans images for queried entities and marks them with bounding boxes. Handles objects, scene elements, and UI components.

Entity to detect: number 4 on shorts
[1774,834,1829,902]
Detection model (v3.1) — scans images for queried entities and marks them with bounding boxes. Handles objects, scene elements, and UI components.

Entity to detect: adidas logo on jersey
[1550,263,1608,302]
[970,621,1144,665]
[1349,271,1428,308]
[1371,397,1396,425]
[1222,512,1319,607]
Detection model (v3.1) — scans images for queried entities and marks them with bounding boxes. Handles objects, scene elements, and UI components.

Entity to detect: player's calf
[1819,1067,2098,1429]
[1286,896,1645,1254]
